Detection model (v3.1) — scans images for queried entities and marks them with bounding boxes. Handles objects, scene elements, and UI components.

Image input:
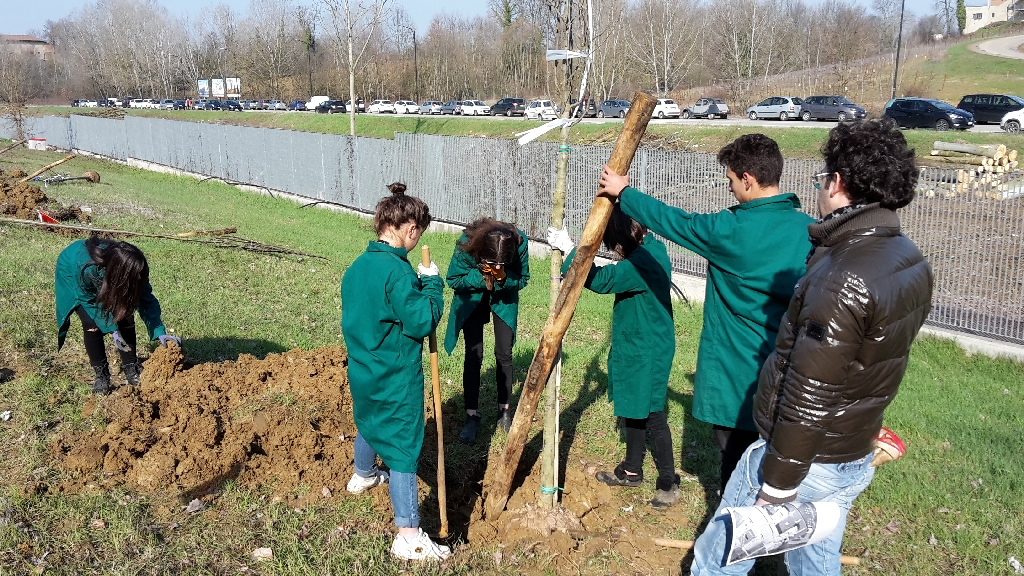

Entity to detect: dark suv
[491,98,526,116]
[800,95,867,122]
[883,98,974,131]
[956,94,1024,124]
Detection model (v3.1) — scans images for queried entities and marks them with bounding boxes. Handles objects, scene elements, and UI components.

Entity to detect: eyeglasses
[811,171,832,190]
[481,259,506,266]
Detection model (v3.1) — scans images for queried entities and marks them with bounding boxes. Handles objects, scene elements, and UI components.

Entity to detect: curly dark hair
[821,118,917,209]
[372,182,432,235]
[603,204,647,259]
[459,218,521,265]
[85,236,149,323]
[717,134,784,187]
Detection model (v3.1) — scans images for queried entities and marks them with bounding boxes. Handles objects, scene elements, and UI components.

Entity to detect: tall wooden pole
[484,92,657,520]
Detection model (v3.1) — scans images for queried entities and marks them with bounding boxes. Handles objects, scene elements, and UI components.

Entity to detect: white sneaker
[391,528,451,561]
[346,470,389,494]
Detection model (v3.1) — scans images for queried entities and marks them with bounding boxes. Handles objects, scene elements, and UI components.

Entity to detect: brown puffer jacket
[753,204,933,500]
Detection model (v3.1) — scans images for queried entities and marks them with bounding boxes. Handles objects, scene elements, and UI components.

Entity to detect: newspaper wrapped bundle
[724,502,841,565]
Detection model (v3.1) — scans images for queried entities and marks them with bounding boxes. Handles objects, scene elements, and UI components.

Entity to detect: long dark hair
[603,204,647,259]
[85,236,149,322]
[373,182,432,235]
[459,218,520,265]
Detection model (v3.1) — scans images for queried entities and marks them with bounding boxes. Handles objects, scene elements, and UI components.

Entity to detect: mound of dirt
[52,344,359,501]
[0,170,48,219]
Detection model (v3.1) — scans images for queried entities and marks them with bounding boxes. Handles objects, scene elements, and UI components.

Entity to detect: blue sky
[4,0,936,37]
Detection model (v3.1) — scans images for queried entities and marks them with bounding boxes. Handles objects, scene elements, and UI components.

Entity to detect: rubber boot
[122,360,142,386]
[497,407,512,434]
[91,363,112,396]
[459,414,482,445]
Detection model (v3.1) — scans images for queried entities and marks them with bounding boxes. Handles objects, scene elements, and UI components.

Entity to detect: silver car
[418,101,442,114]
[682,98,730,119]
[746,96,803,121]
[597,99,631,118]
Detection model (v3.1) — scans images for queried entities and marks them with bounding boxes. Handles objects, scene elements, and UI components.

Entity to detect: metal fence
[6,115,1023,344]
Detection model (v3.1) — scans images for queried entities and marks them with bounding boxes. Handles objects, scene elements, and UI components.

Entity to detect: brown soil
[50,344,695,574]
[0,168,89,222]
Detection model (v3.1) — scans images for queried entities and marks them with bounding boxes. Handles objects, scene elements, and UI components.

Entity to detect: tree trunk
[933,141,1001,158]
[483,92,658,521]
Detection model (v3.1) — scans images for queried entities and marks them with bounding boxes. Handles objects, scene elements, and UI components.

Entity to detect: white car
[159,99,176,110]
[306,96,330,111]
[525,99,558,121]
[653,98,681,119]
[418,101,442,115]
[83,100,99,108]
[460,100,491,116]
[368,99,396,113]
[394,100,417,114]
[1001,108,1024,133]
[129,98,145,109]
[145,99,161,109]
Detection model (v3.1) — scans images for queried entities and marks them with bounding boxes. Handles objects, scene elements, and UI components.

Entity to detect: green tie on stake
[482,91,658,521]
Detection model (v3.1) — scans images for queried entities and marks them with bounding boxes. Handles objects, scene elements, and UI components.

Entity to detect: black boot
[122,360,142,386]
[91,363,112,396]
[459,414,482,445]
[497,408,512,434]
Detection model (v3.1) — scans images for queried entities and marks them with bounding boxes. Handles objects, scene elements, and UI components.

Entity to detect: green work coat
[619,187,813,430]
[341,241,444,474]
[562,234,675,419]
[443,230,530,354]
[55,239,166,351]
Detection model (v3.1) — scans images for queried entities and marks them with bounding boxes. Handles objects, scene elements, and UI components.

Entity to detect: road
[972,34,1024,60]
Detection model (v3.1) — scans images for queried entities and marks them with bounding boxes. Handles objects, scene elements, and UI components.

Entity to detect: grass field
[1,145,1023,575]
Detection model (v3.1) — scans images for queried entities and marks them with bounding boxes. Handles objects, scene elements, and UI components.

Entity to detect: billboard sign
[212,78,226,98]
[197,79,209,98]
[226,77,241,99]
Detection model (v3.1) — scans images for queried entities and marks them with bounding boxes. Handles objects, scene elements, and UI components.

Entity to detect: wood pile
[921,141,1022,200]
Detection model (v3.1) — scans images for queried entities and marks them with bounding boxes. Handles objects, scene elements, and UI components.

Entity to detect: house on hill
[0,35,54,61]
[963,0,1014,34]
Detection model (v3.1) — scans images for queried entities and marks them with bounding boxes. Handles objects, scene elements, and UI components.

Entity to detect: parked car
[269,100,286,110]
[394,100,418,114]
[158,99,176,110]
[440,100,462,115]
[799,95,866,122]
[598,99,631,118]
[746,96,803,121]
[315,100,346,114]
[418,100,443,115]
[1000,108,1024,133]
[368,99,396,113]
[570,98,598,118]
[956,94,1024,124]
[460,100,491,116]
[128,98,145,109]
[653,98,681,119]
[201,100,222,110]
[173,100,187,110]
[255,99,271,110]
[682,97,729,119]
[491,97,526,116]
[883,98,974,131]
[525,99,558,121]
[223,100,243,111]
[344,99,365,112]
[286,99,305,111]
[305,96,329,111]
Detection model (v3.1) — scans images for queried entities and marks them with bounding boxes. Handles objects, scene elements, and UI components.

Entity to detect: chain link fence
[5,115,1023,344]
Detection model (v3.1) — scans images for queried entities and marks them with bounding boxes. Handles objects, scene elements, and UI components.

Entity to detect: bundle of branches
[70,108,126,120]
[0,218,330,261]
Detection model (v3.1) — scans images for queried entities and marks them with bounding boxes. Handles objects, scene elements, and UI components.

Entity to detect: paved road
[972,34,1024,60]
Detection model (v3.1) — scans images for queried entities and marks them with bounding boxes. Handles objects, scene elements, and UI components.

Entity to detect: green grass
[1,144,1023,574]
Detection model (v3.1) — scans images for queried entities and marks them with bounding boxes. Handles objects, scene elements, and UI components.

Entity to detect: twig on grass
[0,217,332,261]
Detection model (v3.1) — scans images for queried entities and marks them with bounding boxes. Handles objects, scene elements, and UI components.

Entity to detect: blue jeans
[354,432,420,529]
[691,439,875,576]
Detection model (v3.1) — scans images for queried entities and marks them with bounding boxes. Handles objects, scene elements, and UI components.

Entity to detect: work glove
[418,261,439,277]
[479,263,507,283]
[158,334,181,347]
[546,226,575,253]
[112,330,132,352]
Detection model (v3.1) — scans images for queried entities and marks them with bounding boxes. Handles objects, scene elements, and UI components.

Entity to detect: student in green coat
[547,206,679,508]
[340,183,450,562]
[598,134,814,492]
[444,218,530,444]
[55,237,180,395]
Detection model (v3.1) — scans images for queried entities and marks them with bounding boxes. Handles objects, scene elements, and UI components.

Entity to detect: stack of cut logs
[924,141,1020,199]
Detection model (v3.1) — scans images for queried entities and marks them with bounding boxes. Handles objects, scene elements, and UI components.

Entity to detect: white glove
[546,226,575,253]
[418,261,439,277]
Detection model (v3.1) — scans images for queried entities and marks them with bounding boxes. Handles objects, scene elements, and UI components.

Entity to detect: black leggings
[75,306,138,367]
[714,424,760,490]
[621,410,677,491]
[461,297,514,412]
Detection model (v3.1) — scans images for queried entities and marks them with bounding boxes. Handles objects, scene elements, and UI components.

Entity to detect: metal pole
[413,30,419,103]
[891,0,906,99]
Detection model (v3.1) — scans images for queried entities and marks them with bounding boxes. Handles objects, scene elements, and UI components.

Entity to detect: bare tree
[321,0,392,135]
[625,0,703,94]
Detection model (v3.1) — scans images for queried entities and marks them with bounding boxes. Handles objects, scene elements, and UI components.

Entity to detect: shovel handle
[421,245,448,538]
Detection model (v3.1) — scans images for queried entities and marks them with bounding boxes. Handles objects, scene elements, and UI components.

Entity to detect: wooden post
[483,92,657,520]
[0,139,26,156]
[19,154,77,183]
[421,245,448,538]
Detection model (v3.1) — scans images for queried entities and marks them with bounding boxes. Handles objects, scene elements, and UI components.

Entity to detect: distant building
[0,35,54,61]
[964,0,1011,34]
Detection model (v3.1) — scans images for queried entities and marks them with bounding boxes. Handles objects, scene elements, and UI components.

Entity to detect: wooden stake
[0,139,26,155]
[482,91,658,520]
[19,154,77,183]
[651,538,861,565]
[421,245,448,538]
